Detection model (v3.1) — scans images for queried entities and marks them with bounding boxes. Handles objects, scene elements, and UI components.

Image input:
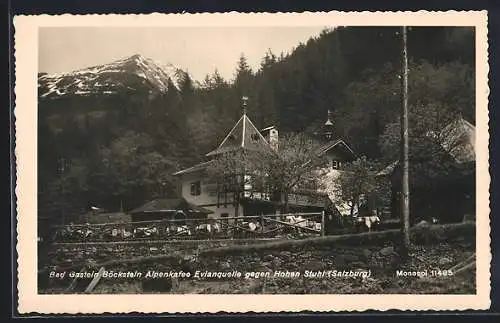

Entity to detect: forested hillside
[38,26,475,222]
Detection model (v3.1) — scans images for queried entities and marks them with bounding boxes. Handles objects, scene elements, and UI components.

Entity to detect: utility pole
[58,157,67,226]
[400,26,411,257]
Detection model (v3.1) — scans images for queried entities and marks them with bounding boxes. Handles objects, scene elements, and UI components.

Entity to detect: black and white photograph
[15,11,490,313]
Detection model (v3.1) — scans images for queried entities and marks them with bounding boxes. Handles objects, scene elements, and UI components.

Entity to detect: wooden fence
[49,212,325,243]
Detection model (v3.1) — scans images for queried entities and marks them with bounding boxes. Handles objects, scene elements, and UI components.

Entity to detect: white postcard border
[14,11,490,313]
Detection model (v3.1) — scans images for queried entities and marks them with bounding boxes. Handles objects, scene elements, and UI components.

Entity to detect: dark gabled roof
[260,125,277,133]
[440,116,475,164]
[376,160,399,177]
[206,113,270,157]
[260,125,275,131]
[172,160,214,176]
[316,139,355,157]
[129,198,214,215]
[376,116,476,177]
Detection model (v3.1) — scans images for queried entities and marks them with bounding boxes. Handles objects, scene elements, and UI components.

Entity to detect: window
[251,133,260,142]
[331,160,342,169]
[190,181,201,196]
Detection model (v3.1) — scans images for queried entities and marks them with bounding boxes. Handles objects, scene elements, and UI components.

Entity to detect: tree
[236,53,252,74]
[206,133,327,213]
[380,102,466,183]
[202,74,214,89]
[206,150,259,217]
[234,54,254,108]
[90,131,179,210]
[212,69,226,86]
[329,156,386,217]
[178,71,195,97]
[339,62,401,158]
[261,133,328,212]
[41,157,90,224]
[379,102,474,225]
[339,59,474,159]
[260,49,277,71]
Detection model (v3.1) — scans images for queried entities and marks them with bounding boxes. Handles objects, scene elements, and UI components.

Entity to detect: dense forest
[38,26,475,223]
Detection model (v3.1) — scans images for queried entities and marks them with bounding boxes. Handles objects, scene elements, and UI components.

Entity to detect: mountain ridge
[38,54,188,99]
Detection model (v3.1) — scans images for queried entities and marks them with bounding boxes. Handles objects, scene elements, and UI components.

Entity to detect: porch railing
[49,212,325,243]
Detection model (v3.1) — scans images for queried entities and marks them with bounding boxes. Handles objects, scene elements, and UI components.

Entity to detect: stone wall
[39,238,274,292]
[196,221,475,276]
[41,238,276,271]
[39,222,475,294]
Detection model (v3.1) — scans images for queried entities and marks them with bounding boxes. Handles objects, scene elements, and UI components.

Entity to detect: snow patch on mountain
[38,54,185,99]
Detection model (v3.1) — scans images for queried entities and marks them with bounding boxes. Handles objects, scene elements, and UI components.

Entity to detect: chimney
[269,127,279,151]
[261,126,279,151]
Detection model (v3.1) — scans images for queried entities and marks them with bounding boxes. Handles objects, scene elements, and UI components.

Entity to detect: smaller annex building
[128,197,214,223]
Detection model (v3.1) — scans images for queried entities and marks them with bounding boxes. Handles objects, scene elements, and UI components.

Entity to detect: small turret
[323,109,334,140]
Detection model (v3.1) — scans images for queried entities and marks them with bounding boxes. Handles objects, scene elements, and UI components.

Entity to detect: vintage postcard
[14,11,490,314]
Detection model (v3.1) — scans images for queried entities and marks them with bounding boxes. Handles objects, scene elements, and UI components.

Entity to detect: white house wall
[179,173,244,220]
[180,173,215,207]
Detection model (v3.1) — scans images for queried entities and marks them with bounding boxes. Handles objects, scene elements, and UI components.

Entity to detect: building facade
[173,106,356,220]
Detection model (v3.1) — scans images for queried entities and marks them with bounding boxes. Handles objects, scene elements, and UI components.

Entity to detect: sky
[39,27,330,81]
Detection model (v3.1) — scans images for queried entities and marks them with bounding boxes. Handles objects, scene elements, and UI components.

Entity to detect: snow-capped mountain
[38,54,186,99]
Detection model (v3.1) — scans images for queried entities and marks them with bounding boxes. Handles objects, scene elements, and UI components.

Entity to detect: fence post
[321,211,325,237]
[84,267,105,293]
